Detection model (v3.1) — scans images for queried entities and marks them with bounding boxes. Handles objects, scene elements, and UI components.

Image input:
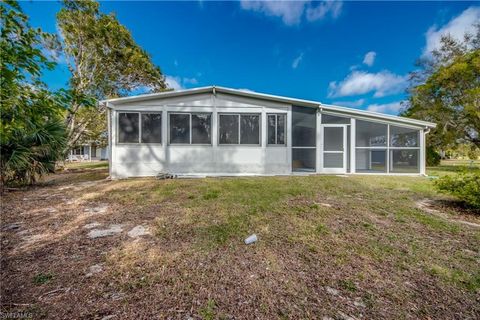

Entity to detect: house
[68,143,108,161]
[101,86,435,179]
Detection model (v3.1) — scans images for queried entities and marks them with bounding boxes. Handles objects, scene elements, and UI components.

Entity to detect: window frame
[168,112,212,145]
[218,113,262,146]
[267,113,287,146]
[117,111,163,145]
[354,120,421,174]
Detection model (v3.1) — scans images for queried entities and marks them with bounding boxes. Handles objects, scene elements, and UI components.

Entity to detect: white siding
[110,92,290,178]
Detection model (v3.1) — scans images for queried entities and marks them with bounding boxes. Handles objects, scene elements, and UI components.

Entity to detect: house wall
[110,93,291,178]
[108,92,427,178]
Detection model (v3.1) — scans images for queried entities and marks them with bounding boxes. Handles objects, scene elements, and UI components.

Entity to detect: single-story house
[68,143,108,161]
[101,86,435,179]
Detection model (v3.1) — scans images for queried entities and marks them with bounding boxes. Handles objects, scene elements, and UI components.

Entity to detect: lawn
[1,161,479,319]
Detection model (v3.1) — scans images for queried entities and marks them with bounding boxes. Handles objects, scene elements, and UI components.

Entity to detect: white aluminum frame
[321,124,347,174]
[217,113,262,146]
[266,113,287,146]
[168,112,213,145]
[117,111,163,145]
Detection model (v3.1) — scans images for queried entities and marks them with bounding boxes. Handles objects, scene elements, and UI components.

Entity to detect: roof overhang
[100,86,436,129]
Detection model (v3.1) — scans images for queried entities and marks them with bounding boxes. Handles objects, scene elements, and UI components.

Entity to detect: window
[292,106,316,147]
[356,120,387,147]
[240,115,260,144]
[354,120,421,174]
[141,113,162,143]
[219,115,238,144]
[292,106,316,171]
[355,120,387,173]
[321,114,350,124]
[389,125,420,173]
[118,113,139,143]
[169,114,190,144]
[390,126,419,147]
[390,149,419,173]
[356,149,387,173]
[219,114,260,145]
[267,114,286,145]
[118,112,163,144]
[169,113,211,144]
[192,114,212,144]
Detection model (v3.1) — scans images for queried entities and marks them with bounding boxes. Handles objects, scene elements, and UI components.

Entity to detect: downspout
[422,127,431,176]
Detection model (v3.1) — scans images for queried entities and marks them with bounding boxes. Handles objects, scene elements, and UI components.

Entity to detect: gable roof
[101,86,436,128]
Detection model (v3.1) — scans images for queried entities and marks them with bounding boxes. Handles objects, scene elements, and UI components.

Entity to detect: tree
[0,0,67,187]
[56,0,166,147]
[403,25,480,151]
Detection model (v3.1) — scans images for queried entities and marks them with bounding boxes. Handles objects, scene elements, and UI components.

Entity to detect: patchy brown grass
[1,165,479,319]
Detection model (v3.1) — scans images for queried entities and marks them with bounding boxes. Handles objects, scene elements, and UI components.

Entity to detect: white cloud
[332,99,364,108]
[306,1,342,22]
[328,70,408,98]
[363,51,376,66]
[165,76,199,90]
[424,7,480,56]
[292,52,304,69]
[165,76,184,90]
[367,101,404,114]
[238,88,255,93]
[240,1,342,26]
[183,77,198,85]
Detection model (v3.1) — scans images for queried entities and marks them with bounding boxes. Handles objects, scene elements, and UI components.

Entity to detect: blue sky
[22,1,479,114]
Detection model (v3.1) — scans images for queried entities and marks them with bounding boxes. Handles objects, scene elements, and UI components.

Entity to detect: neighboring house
[68,143,108,161]
[101,86,435,179]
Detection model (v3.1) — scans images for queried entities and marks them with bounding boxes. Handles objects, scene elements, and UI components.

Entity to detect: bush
[426,146,441,166]
[1,120,66,187]
[435,171,480,208]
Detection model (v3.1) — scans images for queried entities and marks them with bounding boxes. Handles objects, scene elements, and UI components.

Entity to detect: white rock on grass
[127,225,150,238]
[84,204,109,214]
[86,264,104,277]
[87,225,123,239]
[338,312,358,320]
[353,298,366,308]
[83,222,102,229]
[326,286,339,296]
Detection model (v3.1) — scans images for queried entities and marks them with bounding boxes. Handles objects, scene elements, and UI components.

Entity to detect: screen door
[322,125,347,173]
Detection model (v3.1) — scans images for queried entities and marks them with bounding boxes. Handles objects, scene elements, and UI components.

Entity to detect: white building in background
[101,86,435,179]
[68,143,108,161]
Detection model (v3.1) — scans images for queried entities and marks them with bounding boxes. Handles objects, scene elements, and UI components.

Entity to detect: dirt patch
[416,199,480,228]
[1,169,479,319]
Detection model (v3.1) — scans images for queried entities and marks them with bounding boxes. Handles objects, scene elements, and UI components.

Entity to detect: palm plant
[1,119,66,187]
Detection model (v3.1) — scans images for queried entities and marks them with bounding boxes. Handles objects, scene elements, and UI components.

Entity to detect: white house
[101,86,435,179]
[68,143,108,162]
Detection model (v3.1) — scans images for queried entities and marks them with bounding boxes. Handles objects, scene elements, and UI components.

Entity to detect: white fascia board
[319,103,436,129]
[99,86,215,106]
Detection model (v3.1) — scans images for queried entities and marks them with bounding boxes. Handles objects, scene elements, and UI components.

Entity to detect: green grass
[21,159,479,318]
[64,161,108,170]
[33,273,53,285]
[199,299,217,320]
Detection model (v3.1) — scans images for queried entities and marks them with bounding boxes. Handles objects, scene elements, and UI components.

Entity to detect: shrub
[426,146,441,166]
[1,119,67,187]
[435,171,480,208]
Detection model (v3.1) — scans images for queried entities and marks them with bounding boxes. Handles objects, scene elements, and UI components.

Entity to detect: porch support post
[420,129,426,175]
[350,118,356,173]
[316,110,322,173]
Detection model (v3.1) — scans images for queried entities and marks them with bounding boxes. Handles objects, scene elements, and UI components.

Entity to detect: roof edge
[100,86,436,128]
